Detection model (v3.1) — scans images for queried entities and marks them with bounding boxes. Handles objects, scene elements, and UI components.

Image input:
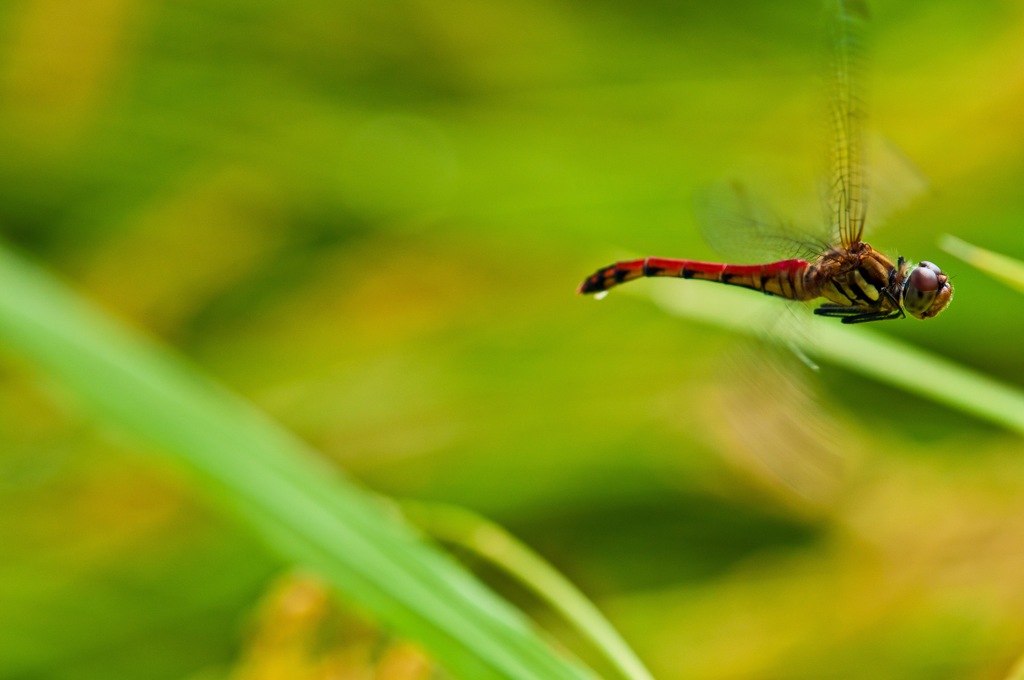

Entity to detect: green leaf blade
[0,245,594,680]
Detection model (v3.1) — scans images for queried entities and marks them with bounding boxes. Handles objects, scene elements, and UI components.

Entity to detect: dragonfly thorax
[810,243,896,305]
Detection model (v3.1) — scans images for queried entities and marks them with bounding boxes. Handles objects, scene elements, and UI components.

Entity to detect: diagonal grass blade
[940,234,1024,295]
[0,244,596,680]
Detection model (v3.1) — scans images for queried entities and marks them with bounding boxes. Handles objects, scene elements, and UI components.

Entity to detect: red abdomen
[577,257,812,300]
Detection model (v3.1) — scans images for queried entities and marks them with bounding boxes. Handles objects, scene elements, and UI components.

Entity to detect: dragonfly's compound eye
[904,262,953,319]
[919,261,944,277]
[910,265,939,293]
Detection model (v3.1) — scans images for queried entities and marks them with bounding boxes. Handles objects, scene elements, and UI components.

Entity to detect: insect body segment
[578,257,812,300]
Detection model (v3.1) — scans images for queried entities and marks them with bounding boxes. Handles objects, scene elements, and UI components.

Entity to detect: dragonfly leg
[839,310,904,324]
[813,304,867,317]
[814,304,903,324]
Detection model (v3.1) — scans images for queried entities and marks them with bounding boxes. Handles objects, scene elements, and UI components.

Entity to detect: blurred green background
[2,0,1024,678]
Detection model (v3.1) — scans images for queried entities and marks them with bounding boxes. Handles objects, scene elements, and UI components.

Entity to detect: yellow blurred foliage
[230,574,438,680]
[1,0,142,148]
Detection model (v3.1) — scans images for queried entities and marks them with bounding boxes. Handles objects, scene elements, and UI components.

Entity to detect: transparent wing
[706,319,846,505]
[699,141,925,265]
[820,135,931,243]
[826,0,869,248]
[866,135,930,230]
[695,181,829,264]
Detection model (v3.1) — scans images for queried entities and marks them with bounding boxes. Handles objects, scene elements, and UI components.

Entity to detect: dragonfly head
[902,261,953,319]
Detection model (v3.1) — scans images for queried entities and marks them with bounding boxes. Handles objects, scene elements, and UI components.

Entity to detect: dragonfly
[577,0,952,324]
